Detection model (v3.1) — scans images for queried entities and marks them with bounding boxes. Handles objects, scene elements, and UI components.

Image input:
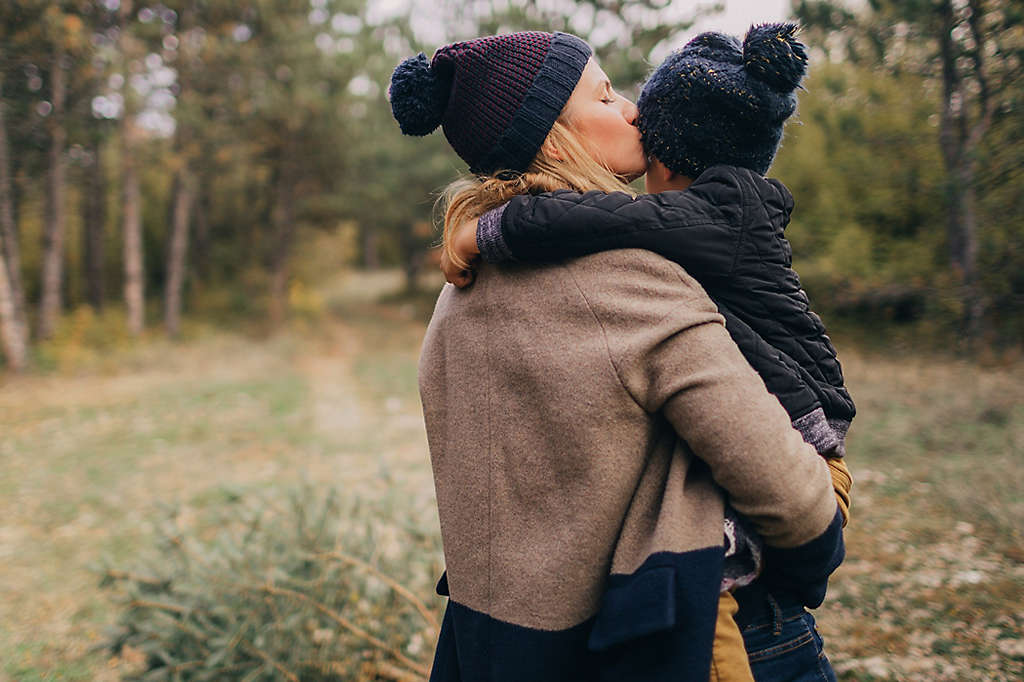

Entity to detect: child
[445,23,854,681]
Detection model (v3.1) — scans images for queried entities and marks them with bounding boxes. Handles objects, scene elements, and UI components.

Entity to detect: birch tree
[0,83,27,351]
[37,39,67,339]
[118,0,144,335]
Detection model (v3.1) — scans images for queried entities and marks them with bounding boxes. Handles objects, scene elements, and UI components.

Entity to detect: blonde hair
[441,118,635,271]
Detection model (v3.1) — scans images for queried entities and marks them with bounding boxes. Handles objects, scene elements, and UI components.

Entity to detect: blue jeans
[736,590,838,682]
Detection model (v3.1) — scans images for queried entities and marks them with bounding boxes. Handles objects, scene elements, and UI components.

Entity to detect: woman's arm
[573,250,844,605]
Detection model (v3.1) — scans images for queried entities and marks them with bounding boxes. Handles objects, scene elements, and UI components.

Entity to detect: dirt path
[0,309,437,680]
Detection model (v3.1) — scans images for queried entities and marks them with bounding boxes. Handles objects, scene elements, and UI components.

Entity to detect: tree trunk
[954,160,984,339]
[0,228,27,370]
[268,169,296,329]
[0,89,27,337]
[191,182,209,281]
[361,227,379,269]
[119,1,144,335]
[122,116,144,335]
[164,167,193,337]
[83,140,106,310]
[937,0,985,342]
[399,225,423,293]
[38,48,68,339]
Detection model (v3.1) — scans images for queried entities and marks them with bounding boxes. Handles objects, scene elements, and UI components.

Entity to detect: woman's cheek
[625,130,646,176]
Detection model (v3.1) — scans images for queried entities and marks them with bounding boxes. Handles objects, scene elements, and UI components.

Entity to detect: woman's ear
[541,138,564,162]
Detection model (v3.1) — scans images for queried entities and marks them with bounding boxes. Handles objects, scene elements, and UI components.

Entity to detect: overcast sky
[687,0,792,38]
[376,0,796,44]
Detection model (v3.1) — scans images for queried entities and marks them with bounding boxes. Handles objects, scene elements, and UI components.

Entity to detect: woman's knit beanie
[389,32,592,175]
[637,23,808,178]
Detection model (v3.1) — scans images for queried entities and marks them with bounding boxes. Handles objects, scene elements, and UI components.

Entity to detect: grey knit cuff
[476,202,515,263]
[792,407,845,456]
[827,418,850,458]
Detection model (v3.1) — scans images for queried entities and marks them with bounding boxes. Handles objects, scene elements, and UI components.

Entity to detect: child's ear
[650,158,674,183]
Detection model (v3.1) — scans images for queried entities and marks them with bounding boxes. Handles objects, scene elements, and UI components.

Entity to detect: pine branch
[314,549,441,633]
[251,582,431,677]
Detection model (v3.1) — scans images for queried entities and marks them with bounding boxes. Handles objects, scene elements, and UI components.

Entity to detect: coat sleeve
[569,251,843,593]
[488,170,747,279]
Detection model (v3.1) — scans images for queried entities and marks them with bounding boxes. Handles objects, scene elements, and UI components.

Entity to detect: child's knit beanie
[637,23,808,178]
[389,32,592,175]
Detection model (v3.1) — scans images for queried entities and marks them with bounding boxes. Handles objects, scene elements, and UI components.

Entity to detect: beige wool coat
[418,249,844,681]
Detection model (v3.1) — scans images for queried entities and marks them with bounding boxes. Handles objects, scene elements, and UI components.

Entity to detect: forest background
[0,0,1022,681]
[0,0,1021,363]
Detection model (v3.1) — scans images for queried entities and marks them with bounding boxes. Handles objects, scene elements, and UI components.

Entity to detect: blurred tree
[117,0,145,334]
[163,0,198,337]
[37,6,72,338]
[75,1,118,312]
[773,61,948,322]
[80,132,107,310]
[0,81,28,365]
[795,0,1024,340]
[0,77,28,341]
[20,2,97,339]
[0,1,79,340]
[0,227,26,369]
[342,82,453,291]
[191,0,369,326]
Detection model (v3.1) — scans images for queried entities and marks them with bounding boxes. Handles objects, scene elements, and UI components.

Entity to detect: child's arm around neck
[476,165,747,279]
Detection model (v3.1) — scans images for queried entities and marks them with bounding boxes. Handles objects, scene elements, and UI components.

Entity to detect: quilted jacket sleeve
[488,169,747,280]
[716,300,822,423]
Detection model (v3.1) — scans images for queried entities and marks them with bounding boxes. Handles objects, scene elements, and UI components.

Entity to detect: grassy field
[0,270,1021,681]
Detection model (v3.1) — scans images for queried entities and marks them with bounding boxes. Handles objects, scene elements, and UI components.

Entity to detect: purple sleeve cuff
[476,203,516,263]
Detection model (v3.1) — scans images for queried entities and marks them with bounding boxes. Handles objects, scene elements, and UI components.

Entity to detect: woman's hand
[441,217,481,288]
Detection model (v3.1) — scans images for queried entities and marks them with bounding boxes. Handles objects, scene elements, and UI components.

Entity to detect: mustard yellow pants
[711,591,755,682]
[710,457,852,682]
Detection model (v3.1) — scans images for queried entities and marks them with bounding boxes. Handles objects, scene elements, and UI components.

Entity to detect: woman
[390,32,844,682]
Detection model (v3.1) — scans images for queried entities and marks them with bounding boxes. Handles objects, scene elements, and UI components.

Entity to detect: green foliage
[773,50,1024,343]
[101,485,443,681]
[789,0,1024,344]
[774,62,950,321]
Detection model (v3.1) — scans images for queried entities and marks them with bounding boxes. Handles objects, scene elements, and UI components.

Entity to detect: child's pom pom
[389,53,449,136]
[743,23,808,92]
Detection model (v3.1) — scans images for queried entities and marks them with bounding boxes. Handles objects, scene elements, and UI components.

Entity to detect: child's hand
[441,217,481,288]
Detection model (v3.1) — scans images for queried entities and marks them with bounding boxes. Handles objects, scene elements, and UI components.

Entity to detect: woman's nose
[623,99,638,124]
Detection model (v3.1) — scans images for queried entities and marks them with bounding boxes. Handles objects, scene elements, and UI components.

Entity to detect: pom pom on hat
[389,53,451,136]
[743,22,808,92]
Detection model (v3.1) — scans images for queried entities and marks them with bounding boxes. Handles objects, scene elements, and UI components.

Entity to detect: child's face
[564,58,648,181]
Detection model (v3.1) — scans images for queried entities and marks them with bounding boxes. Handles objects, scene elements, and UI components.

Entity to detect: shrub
[101,486,444,681]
